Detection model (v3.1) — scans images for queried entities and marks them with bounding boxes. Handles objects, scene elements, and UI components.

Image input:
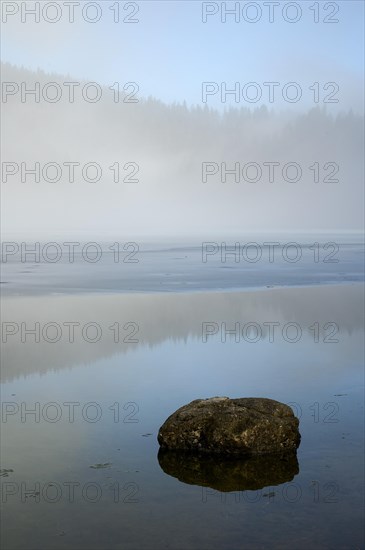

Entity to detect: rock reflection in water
[158,449,299,492]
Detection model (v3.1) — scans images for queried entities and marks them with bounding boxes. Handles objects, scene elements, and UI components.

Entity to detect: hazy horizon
[1,62,364,239]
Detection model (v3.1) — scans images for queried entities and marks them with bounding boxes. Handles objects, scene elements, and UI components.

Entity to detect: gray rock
[158,397,300,454]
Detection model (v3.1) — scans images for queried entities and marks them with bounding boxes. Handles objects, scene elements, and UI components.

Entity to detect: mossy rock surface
[158,397,301,455]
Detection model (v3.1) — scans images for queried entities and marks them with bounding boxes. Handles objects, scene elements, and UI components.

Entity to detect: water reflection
[1,283,364,550]
[2,283,363,381]
[158,449,299,492]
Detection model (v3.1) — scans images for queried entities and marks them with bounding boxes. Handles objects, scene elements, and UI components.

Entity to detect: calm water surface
[1,282,364,549]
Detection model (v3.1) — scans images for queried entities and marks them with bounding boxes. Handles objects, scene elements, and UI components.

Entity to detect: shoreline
[1,279,364,299]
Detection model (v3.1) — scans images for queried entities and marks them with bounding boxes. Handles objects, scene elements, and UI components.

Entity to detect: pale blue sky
[1,1,364,110]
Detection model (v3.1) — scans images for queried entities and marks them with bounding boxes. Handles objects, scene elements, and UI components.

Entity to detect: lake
[1,241,364,549]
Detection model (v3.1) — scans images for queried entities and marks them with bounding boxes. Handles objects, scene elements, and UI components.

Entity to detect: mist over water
[1,62,364,238]
[1,2,364,549]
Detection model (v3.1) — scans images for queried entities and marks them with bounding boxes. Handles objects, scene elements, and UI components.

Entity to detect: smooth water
[1,281,364,549]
